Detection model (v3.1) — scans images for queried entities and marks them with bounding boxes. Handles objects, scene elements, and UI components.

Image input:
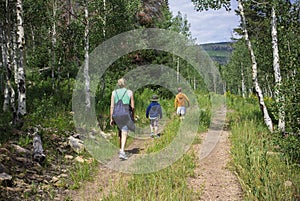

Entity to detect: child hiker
[146,95,162,138]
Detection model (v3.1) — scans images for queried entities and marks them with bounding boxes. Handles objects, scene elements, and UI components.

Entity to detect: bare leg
[118,129,122,149]
[120,130,128,152]
[150,124,154,133]
[154,126,158,135]
[150,121,154,137]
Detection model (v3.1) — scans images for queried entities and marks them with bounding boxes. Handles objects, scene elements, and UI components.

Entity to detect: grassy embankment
[227,93,300,201]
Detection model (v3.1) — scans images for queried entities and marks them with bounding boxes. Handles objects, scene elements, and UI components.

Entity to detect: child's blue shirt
[146,102,162,118]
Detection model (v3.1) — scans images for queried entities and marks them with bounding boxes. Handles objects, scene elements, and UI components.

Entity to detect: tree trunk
[103,0,106,38]
[12,25,18,85]
[51,0,57,90]
[33,128,45,163]
[265,74,273,97]
[84,0,91,110]
[1,19,17,118]
[176,57,179,83]
[1,25,10,112]
[16,0,26,122]
[238,0,273,132]
[271,6,285,133]
[241,62,246,98]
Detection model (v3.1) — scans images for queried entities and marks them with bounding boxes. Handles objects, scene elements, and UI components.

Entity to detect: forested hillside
[200,42,233,65]
[0,0,299,200]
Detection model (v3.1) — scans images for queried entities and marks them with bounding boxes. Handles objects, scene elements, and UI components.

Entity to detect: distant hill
[199,42,233,65]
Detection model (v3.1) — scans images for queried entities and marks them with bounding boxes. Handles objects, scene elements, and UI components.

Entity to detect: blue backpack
[113,90,128,119]
[112,90,135,131]
[149,105,161,119]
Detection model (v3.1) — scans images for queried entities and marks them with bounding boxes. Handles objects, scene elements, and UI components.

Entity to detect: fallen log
[32,127,46,163]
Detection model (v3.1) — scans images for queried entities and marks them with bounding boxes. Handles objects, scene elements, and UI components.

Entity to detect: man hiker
[174,87,190,121]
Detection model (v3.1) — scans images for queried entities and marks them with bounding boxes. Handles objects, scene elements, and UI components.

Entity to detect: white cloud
[168,0,240,44]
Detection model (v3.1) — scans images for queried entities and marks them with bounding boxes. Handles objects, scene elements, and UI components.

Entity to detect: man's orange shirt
[174,93,189,108]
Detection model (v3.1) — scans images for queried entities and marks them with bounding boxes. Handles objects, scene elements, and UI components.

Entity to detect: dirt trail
[189,130,244,201]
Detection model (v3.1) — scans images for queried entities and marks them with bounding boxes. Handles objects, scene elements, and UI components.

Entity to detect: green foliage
[226,92,298,136]
[24,94,74,132]
[191,0,231,11]
[277,1,300,133]
[226,92,261,124]
[18,135,32,147]
[223,40,252,96]
[195,92,211,131]
[169,12,193,40]
[228,94,300,200]
[69,159,98,190]
[231,121,298,201]
[105,154,197,201]
[274,134,300,164]
[0,112,13,143]
[263,96,278,124]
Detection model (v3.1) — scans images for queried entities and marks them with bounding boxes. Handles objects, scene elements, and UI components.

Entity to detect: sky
[168,0,241,44]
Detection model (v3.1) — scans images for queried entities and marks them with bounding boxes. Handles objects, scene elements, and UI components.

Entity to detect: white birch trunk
[1,26,9,112]
[176,57,179,83]
[30,25,35,51]
[103,0,106,38]
[84,0,91,110]
[241,63,246,98]
[238,0,273,132]
[1,23,16,115]
[51,0,57,90]
[12,25,18,85]
[265,74,273,98]
[16,0,26,117]
[3,84,10,112]
[271,6,285,132]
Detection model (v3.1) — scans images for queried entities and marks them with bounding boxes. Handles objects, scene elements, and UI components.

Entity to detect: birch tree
[51,0,57,90]
[191,0,274,132]
[83,0,90,110]
[271,4,285,132]
[2,18,10,113]
[241,63,246,98]
[16,0,26,122]
[2,0,17,120]
[238,0,273,132]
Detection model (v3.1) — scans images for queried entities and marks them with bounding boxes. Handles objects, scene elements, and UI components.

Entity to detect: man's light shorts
[176,107,186,116]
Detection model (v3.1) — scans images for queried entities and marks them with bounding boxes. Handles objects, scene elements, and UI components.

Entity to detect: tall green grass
[228,93,300,201]
[103,153,198,201]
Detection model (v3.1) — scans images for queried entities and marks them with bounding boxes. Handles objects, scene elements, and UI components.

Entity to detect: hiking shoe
[154,134,160,138]
[150,133,154,138]
[119,151,128,160]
